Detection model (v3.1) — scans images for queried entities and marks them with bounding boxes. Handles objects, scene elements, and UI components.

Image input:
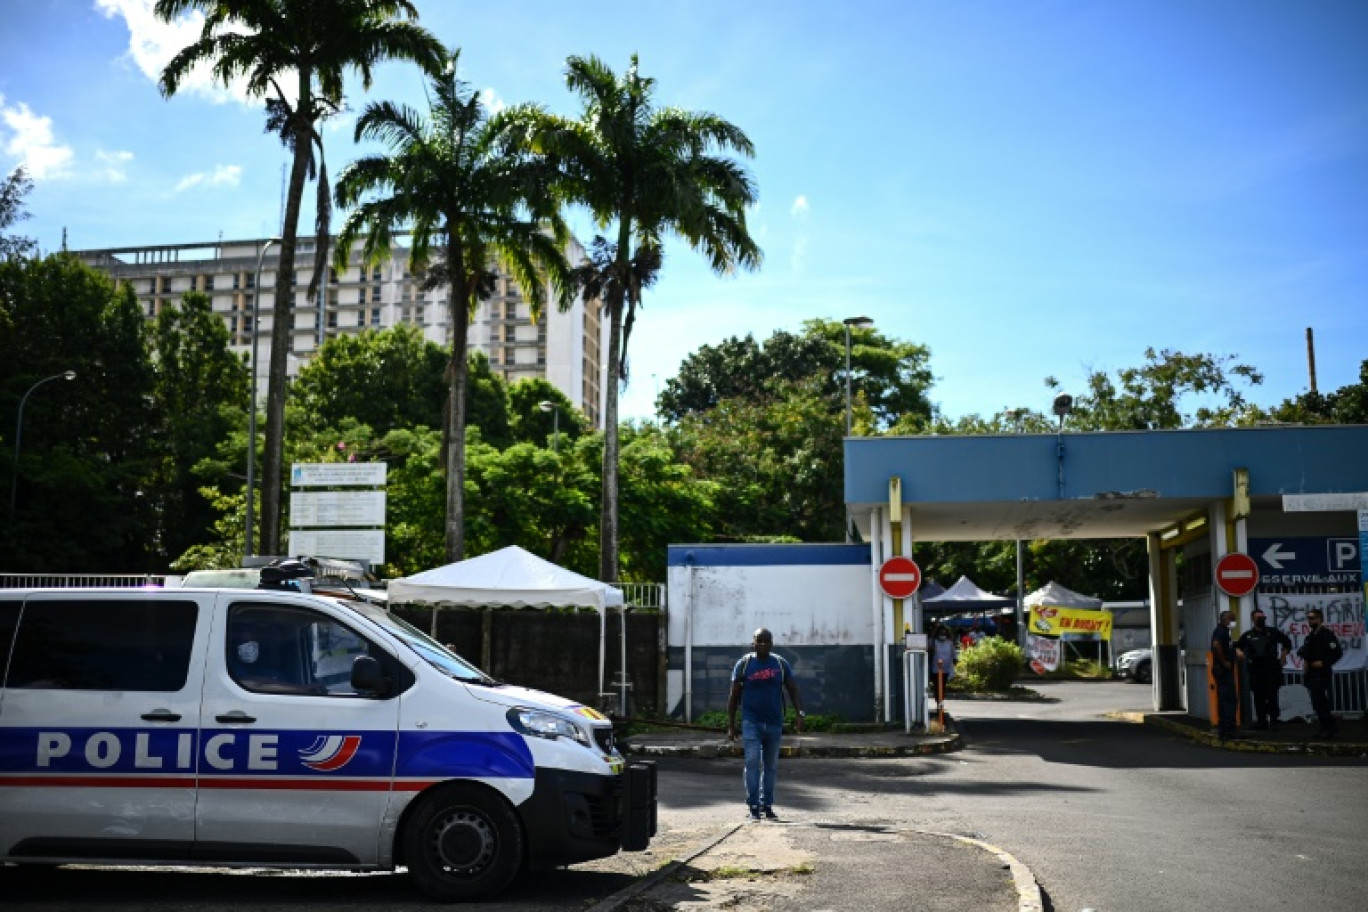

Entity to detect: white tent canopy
[388,546,625,703]
[1023,580,1103,609]
[389,545,624,610]
[922,575,1013,613]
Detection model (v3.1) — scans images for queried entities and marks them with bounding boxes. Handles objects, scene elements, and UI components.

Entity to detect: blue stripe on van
[0,727,534,781]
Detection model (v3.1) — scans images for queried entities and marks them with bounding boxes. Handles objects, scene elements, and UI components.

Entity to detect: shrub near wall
[956,639,1024,692]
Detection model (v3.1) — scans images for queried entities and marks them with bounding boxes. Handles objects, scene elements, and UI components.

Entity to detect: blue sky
[3,0,1365,424]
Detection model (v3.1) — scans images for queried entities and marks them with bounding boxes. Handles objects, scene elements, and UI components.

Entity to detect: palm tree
[155,0,444,555]
[544,54,761,582]
[333,48,572,562]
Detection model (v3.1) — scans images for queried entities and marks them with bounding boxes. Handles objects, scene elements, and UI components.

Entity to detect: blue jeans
[742,719,782,809]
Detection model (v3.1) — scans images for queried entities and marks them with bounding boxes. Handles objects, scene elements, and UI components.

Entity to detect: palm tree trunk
[599,214,633,583]
[599,296,626,584]
[260,126,313,555]
[445,242,470,562]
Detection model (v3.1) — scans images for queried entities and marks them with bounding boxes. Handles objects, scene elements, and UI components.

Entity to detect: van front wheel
[403,784,525,901]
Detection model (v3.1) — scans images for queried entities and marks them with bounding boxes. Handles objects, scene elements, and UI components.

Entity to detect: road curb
[917,829,1045,912]
[589,821,1042,912]
[623,734,962,759]
[1142,714,1368,757]
[586,823,744,912]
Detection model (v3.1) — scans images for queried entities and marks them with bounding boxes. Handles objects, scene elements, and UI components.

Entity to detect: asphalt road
[5,680,1365,911]
[936,680,1368,912]
[627,679,1368,912]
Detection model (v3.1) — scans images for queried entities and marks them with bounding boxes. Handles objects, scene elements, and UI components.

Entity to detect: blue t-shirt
[733,653,791,726]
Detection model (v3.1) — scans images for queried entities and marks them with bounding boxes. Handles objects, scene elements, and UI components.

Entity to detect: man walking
[1236,608,1292,730]
[727,628,805,821]
[1210,609,1239,740]
[1297,608,1343,738]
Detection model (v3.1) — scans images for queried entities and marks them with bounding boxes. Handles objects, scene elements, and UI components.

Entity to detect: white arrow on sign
[1262,542,1297,570]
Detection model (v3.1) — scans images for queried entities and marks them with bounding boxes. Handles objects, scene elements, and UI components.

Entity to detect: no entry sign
[879,556,922,599]
[1215,552,1259,598]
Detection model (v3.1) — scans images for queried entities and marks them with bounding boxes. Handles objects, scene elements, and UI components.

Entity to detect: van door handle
[140,710,182,722]
[215,711,257,724]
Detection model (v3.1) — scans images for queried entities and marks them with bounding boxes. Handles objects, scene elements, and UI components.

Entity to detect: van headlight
[507,707,591,747]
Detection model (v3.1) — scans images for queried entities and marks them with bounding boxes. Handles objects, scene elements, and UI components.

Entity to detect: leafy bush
[689,708,842,732]
[956,638,1024,692]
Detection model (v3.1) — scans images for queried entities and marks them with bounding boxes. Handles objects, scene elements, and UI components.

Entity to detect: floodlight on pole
[10,370,77,520]
[244,237,280,558]
[842,316,874,436]
[1052,393,1073,499]
[538,400,559,453]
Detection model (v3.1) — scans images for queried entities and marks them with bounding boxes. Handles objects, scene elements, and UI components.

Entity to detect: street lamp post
[538,400,559,453]
[842,316,873,436]
[10,370,77,519]
[245,237,280,558]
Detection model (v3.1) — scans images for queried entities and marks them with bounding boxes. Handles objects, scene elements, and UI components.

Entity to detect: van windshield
[349,601,494,684]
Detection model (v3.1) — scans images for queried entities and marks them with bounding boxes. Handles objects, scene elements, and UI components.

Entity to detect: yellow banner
[1028,605,1113,640]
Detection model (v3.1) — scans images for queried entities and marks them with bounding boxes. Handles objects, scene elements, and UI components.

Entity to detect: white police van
[0,586,655,901]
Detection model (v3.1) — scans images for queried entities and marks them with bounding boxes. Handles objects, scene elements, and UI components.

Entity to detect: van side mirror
[351,655,388,696]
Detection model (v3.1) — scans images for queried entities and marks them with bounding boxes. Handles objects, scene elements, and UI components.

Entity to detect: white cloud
[0,95,75,179]
[96,0,256,106]
[174,164,242,193]
[790,195,809,219]
[95,149,134,183]
[480,88,507,115]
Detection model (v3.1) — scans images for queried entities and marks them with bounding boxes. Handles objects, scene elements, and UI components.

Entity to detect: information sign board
[288,530,385,564]
[291,462,387,487]
[290,491,386,527]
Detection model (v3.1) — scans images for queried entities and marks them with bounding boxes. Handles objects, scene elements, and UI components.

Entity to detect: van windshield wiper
[450,672,498,686]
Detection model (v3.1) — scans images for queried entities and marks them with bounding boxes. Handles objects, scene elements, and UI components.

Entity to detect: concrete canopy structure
[846,424,1368,719]
[846,426,1368,542]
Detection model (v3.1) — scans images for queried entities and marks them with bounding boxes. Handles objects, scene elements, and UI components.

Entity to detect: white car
[1116,647,1152,684]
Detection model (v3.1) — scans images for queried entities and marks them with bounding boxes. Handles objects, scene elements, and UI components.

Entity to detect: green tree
[465,438,597,567]
[292,324,448,435]
[508,377,585,449]
[660,319,934,431]
[156,0,445,556]
[669,379,843,543]
[1052,347,1263,431]
[544,53,761,581]
[0,255,157,570]
[1,167,37,260]
[617,424,717,581]
[1260,359,1368,425]
[334,47,570,562]
[149,291,250,563]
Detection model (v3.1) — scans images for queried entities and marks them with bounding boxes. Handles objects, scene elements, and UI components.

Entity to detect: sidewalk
[1139,711,1368,756]
[620,725,960,759]
[611,723,1041,912]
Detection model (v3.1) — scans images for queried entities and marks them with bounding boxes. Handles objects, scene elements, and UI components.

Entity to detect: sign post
[879,556,921,600]
[1214,552,1259,598]
[1359,510,1368,603]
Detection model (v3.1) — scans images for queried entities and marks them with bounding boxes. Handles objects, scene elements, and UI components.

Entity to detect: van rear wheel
[403,784,524,901]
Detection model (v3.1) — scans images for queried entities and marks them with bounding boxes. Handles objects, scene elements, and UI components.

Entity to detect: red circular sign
[1215,552,1259,598]
[879,556,922,599]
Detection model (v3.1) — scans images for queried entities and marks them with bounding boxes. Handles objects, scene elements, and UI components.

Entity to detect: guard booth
[845,425,1368,724]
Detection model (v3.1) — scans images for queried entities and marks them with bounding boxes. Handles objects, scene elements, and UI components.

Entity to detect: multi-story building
[75,235,605,427]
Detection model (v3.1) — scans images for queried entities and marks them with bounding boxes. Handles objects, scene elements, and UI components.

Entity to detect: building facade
[75,235,605,427]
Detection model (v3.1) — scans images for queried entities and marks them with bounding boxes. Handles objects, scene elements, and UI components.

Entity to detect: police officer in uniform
[1297,608,1343,738]
[1235,608,1292,730]
[1210,610,1239,740]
